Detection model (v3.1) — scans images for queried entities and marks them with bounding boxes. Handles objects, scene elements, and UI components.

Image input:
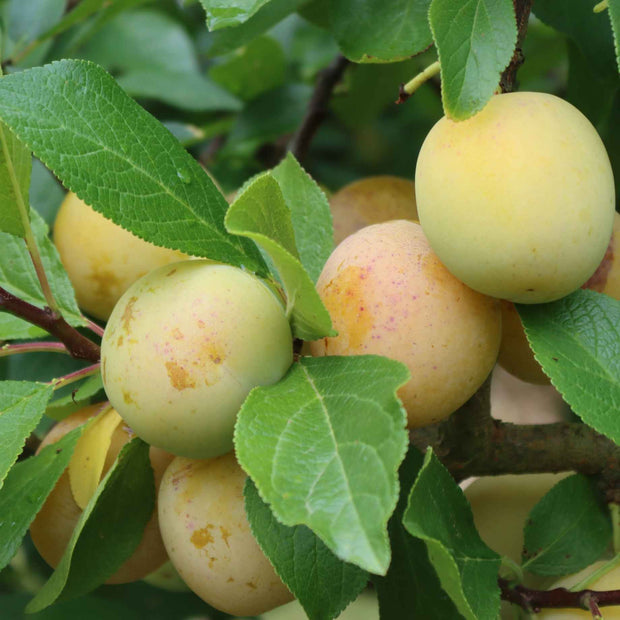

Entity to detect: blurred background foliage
[0,0,617,617]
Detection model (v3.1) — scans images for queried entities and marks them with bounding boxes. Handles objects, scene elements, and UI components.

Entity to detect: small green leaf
[0,209,85,340]
[235,355,409,575]
[26,438,155,613]
[207,0,305,57]
[225,174,333,340]
[518,290,620,445]
[430,0,517,119]
[610,0,620,73]
[199,0,273,30]
[0,120,30,237]
[45,375,104,421]
[244,478,368,620]
[0,380,53,489]
[271,153,333,283]
[373,447,462,618]
[116,70,242,112]
[0,426,82,571]
[403,449,501,620]
[0,60,264,271]
[522,474,612,576]
[329,0,432,63]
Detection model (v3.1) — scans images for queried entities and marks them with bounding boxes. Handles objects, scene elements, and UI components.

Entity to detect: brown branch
[288,55,350,163]
[500,0,534,93]
[500,579,620,612]
[0,287,100,362]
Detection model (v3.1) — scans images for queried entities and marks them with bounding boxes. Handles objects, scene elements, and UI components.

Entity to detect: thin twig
[84,318,105,338]
[288,55,350,163]
[0,341,69,357]
[51,363,100,390]
[500,0,534,93]
[0,286,100,362]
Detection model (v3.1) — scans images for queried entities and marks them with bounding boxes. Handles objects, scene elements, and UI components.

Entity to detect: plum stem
[397,61,441,103]
[594,0,609,12]
[51,363,101,390]
[0,341,69,357]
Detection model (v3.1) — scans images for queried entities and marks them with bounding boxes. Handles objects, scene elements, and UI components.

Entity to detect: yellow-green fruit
[499,212,620,384]
[101,260,293,458]
[465,473,568,567]
[158,454,293,616]
[53,192,187,320]
[330,176,418,245]
[143,560,189,592]
[261,591,378,619]
[30,405,173,584]
[310,220,502,427]
[538,562,620,618]
[415,92,615,303]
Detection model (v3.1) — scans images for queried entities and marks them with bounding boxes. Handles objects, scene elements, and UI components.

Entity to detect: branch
[500,0,534,93]
[0,287,100,362]
[288,55,350,163]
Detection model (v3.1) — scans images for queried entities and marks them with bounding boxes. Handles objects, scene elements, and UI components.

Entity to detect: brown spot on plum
[166,268,177,277]
[171,328,184,340]
[121,296,138,331]
[116,335,124,347]
[227,577,234,583]
[246,582,257,590]
[191,526,214,549]
[123,391,135,405]
[584,232,614,292]
[166,361,196,390]
[220,526,231,547]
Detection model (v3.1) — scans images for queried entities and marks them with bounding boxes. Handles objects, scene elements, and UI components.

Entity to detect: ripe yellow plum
[310,220,501,427]
[158,453,293,616]
[30,405,173,584]
[330,176,418,245]
[101,260,293,458]
[53,192,187,320]
[415,92,615,303]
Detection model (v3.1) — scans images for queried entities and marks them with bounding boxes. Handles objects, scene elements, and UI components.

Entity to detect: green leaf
[0,426,82,571]
[199,0,273,31]
[79,9,199,74]
[116,69,242,112]
[209,35,286,101]
[522,474,612,576]
[0,60,264,270]
[373,447,462,618]
[26,438,155,613]
[610,0,620,73]
[0,121,30,237]
[329,0,432,63]
[518,290,620,445]
[206,0,305,57]
[226,174,333,340]
[46,374,104,421]
[0,381,53,489]
[244,478,368,620]
[429,0,517,119]
[403,449,501,620]
[235,355,409,575]
[0,209,85,340]
[30,159,64,228]
[534,0,618,81]
[271,153,333,283]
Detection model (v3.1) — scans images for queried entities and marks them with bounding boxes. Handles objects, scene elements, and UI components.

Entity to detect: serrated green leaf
[373,447,462,618]
[329,0,432,63]
[244,478,368,620]
[0,426,82,571]
[0,209,85,339]
[206,0,305,57]
[610,0,620,73]
[403,449,501,620]
[26,438,154,613]
[0,60,264,270]
[0,120,30,237]
[271,153,333,283]
[226,174,333,340]
[45,375,104,421]
[0,380,53,489]
[116,70,241,112]
[518,290,620,445]
[534,0,618,81]
[235,355,409,575]
[522,474,612,576]
[199,0,272,31]
[430,0,517,119]
[209,35,286,101]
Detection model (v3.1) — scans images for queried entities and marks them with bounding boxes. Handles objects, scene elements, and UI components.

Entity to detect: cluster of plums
[33,91,616,617]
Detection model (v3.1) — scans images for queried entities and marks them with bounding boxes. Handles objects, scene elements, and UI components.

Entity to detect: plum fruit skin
[310,220,502,427]
[415,92,615,304]
[101,260,293,459]
[53,192,187,320]
[29,405,173,584]
[157,453,293,616]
